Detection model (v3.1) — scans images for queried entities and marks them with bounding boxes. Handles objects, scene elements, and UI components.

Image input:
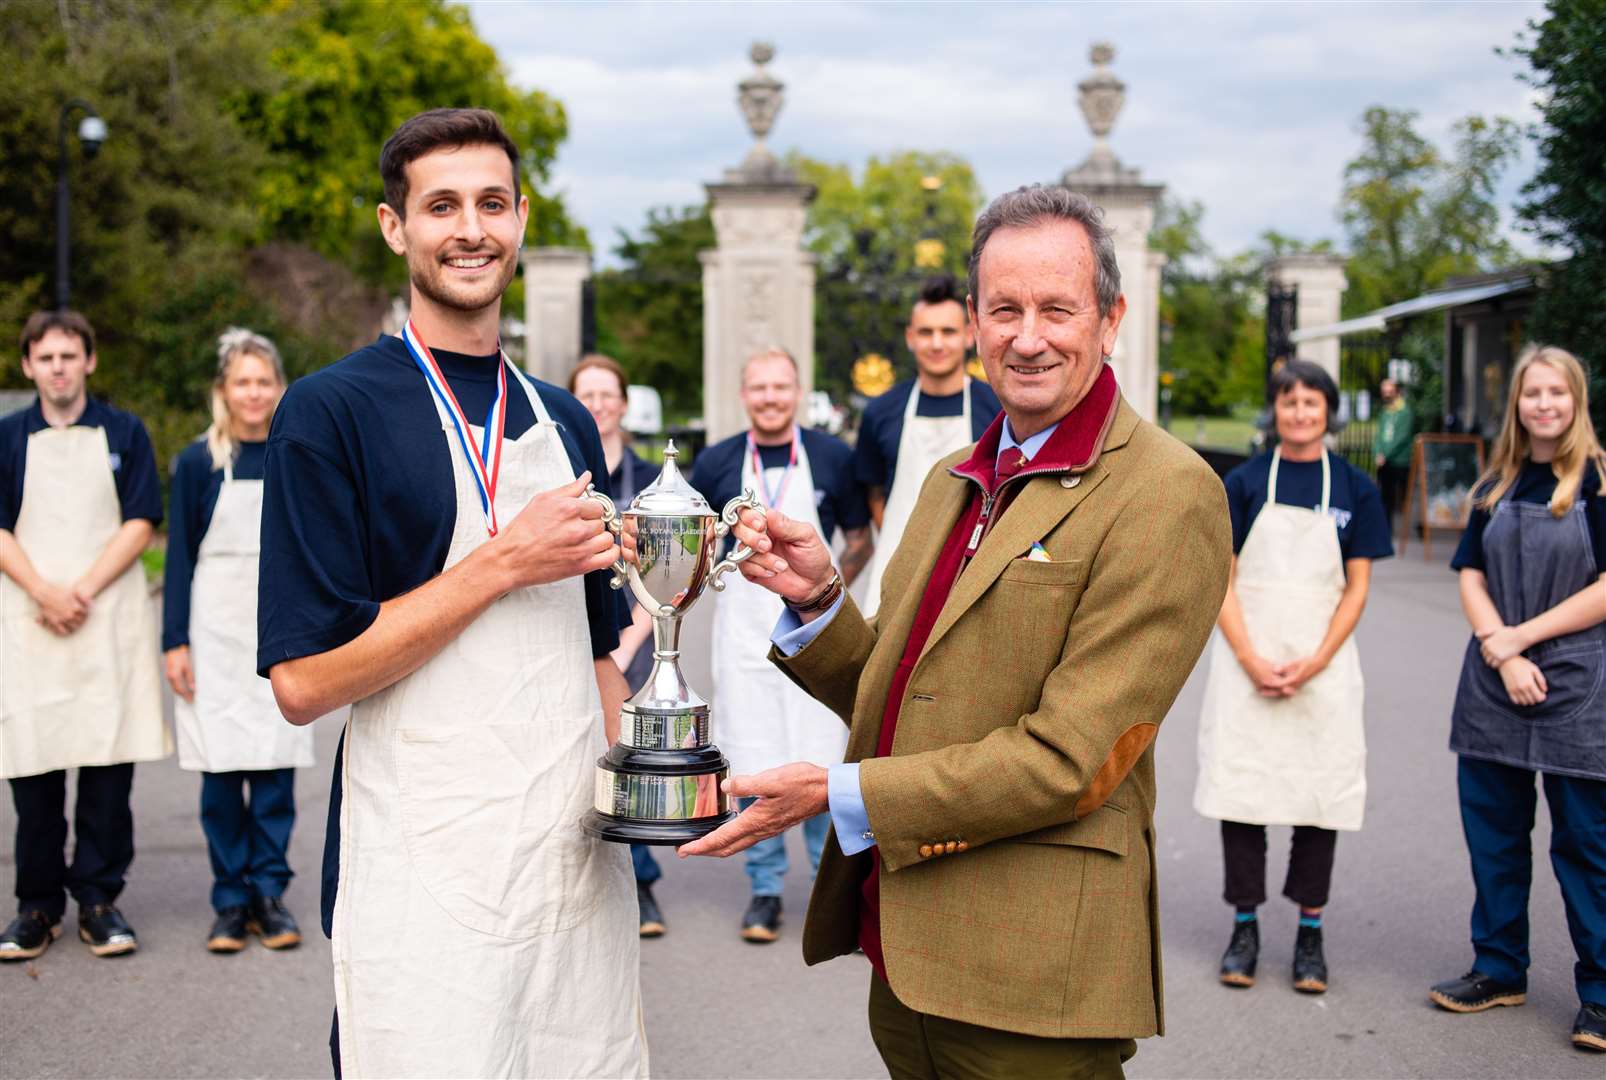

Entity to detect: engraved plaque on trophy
[580,442,761,844]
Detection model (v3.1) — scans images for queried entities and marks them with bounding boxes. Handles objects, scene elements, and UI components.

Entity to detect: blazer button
[957,840,969,852]
[919,844,933,858]
[944,840,958,854]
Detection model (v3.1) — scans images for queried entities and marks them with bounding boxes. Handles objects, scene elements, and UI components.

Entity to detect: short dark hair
[379,108,521,218]
[20,309,95,359]
[915,274,962,309]
[1269,359,1342,432]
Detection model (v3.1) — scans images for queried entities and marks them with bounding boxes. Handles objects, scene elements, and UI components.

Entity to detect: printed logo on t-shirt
[107,452,122,473]
[1320,505,1352,530]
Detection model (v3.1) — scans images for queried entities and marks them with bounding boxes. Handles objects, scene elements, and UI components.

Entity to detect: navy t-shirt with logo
[1451,460,1606,574]
[0,396,163,531]
[689,427,869,556]
[854,378,1003,492]
[1223,450,1393,563]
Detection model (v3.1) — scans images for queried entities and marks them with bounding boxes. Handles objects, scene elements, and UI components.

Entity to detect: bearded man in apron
[0,309,170,962]
[855,274,1002,618]
[257,109,643,1079]
[163,329,321,954]
[689,348,871,943]
[1195,360,1392,995]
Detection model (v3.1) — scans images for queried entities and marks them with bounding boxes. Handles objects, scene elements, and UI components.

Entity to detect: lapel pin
[1061,475,1081,489]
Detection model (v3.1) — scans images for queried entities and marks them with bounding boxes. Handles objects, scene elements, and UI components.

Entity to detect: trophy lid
[626,441,717,518]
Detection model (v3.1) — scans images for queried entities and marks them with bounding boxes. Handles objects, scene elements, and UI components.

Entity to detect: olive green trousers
[868,976,1138,1080]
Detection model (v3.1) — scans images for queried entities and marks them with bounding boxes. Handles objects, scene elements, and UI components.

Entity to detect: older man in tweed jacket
[682,186,1231,1078]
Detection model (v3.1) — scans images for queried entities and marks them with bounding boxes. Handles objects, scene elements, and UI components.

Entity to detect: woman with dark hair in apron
[1430,345,1606,1054]
[1195,359,1392,995]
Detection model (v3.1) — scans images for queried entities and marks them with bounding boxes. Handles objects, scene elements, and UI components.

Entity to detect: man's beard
[408,248,517,315]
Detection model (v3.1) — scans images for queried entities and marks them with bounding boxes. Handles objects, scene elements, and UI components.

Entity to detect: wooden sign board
[1400,433,1485,560]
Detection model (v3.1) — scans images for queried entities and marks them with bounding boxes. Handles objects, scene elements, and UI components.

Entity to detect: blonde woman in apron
[0,309,169,963]
[693,348,869,943]
[163,329,317,954]
[1195,360,1392,995]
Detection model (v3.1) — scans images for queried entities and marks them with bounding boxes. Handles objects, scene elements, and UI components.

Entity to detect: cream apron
[712,430,849,775]
[0,425,169,778]
[175,460,315,772]
[332,363,644,1079]
[862,380,972,617]
[1194,449,1367,831]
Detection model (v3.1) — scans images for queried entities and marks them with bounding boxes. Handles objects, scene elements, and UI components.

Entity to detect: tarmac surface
[2,551,1600,1078]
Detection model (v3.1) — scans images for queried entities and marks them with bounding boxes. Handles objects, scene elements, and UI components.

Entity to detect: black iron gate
[1334,332,1389,478]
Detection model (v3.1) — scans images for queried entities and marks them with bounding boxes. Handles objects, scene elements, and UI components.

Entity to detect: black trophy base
[581,809,738,846]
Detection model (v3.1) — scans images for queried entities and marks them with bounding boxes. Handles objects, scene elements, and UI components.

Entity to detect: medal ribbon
[402,319,508,536]
[747,428,798,509]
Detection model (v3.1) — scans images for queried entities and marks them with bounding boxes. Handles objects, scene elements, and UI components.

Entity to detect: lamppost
[56,99,107,310]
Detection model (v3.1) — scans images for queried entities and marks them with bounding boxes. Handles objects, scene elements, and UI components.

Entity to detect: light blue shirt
[771,416,1066,855]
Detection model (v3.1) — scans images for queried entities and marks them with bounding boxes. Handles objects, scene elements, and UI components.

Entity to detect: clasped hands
[1237,651,1326,698]
[32,579,93,636]
[1475,624,1547,706]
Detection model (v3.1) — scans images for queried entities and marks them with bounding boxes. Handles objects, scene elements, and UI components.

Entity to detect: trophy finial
[664,439,679,460]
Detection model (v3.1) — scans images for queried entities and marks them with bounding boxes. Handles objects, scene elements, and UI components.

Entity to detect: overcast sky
[464,0,1546,266]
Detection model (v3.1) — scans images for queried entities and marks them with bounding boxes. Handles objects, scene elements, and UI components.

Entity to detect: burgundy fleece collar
[951,363,1120,493]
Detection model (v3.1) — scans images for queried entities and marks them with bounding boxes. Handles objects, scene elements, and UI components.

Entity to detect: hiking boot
[206,906,250,953]
[0,910,61,962]
[638,882,666,938]
[1428,970,1527,1013]
[740,895,782,943]
[1218,919,1258,987]
[1292,924,1328,993]
[1571,1003,1606,1052]
[247,895,301,950]
[78,903,137,957]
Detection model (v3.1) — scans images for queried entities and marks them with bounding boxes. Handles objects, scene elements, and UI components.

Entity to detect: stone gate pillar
[1058,43,1165,423]
[1266,254,1348,380]
[521,246,591,386]
[701,43,817,443]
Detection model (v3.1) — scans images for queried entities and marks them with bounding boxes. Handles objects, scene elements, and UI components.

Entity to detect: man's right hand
[730,506,833,604]
[165,646,196,703]
[33,581,89,636]
[494,472,620,589]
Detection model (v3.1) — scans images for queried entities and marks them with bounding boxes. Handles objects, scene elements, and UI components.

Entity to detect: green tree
[591,205,713,418]
[790,151,984,403]
[1512,0,1606,424]
[1339,106,1521,320]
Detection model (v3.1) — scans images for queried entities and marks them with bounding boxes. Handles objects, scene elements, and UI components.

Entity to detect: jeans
[1459,756,1606,1005]
[9,764,135,920]
[631,844,661,885]
[739,795,830,897]
[200,769,296,911]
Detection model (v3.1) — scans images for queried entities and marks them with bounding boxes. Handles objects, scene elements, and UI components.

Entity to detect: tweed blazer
[774,393,1231,1039]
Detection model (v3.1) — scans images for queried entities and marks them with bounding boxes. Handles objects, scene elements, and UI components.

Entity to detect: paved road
[2,556,1597,1078]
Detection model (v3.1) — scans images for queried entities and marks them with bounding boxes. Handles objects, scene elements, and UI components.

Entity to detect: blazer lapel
[917,465,1108,666]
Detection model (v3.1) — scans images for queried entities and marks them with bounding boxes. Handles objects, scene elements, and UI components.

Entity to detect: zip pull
[965,492,995,558]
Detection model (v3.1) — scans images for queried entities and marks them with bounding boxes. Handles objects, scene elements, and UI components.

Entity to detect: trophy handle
[581,484,630,590]
[709,489,764,592]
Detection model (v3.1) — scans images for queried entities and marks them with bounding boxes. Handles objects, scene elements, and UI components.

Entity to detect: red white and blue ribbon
[746,428,798,509]
[402,319,508,536]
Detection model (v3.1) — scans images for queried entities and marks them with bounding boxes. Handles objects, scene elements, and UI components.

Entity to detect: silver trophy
[581,441,763,844]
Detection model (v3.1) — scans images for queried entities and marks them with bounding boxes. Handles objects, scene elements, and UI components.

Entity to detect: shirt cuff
[828,762,876,855]
[770,592,846,657]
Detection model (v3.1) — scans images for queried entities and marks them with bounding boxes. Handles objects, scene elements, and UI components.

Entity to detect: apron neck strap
[223,458,234,484]
[1270,446,1331,513]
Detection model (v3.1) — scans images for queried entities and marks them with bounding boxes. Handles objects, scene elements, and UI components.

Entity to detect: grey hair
[967,186,1122,316]
[206,327,286,470]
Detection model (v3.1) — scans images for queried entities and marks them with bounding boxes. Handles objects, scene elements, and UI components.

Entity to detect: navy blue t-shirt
[1451,460,1606,574]
[1224,451,1393,563]
[0,397,162,532]
[854,379,1002,492]
[162,439,266,651]
[257,334,626,676]
[690,428,869,555]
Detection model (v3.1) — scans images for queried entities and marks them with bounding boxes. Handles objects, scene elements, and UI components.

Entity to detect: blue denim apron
[1449,497,1606,780]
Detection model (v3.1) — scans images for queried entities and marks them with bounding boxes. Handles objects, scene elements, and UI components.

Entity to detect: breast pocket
[394,719,604,939]
[998,557,1089,588]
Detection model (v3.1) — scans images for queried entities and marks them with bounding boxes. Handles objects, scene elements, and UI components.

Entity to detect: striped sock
[1299,909,1322,929]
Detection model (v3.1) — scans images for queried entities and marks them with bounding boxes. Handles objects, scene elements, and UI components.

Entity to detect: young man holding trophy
[682,187,1233,1077]
[257,109,643,1079]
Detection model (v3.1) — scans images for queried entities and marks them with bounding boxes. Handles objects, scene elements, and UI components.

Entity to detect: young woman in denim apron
[1430,346,1606,1054]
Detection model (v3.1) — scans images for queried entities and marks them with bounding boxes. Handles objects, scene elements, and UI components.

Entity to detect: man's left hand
[677,763,829,859]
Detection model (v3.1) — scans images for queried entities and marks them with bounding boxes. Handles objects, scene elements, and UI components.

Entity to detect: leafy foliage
[1512,0,1606,426]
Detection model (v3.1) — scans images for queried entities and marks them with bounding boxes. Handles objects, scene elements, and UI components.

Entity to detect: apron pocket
[1469,640,1604,724]
[395,720,605,939]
